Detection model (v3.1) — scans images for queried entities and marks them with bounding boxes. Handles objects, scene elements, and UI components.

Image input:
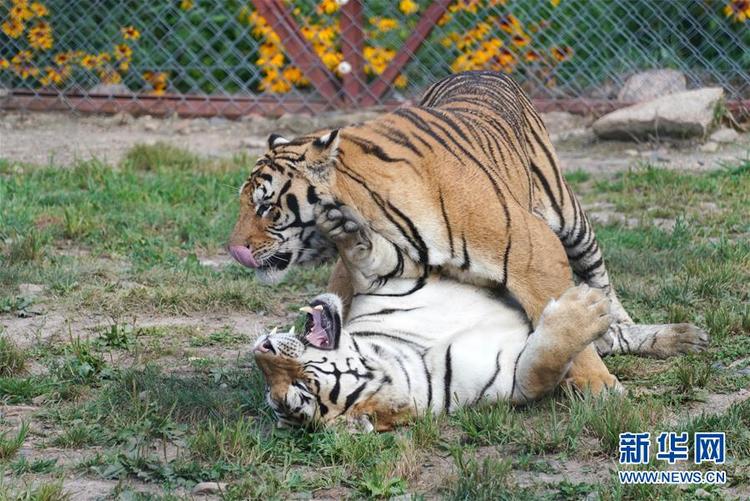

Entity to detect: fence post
[362,0,453,106]
[340,0,366,107]
[252,0,342,106]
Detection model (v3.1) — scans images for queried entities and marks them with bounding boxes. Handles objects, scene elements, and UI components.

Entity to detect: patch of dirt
[2,110,748,173]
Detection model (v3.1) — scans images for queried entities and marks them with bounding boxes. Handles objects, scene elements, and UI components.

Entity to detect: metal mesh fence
[1,0,749,118]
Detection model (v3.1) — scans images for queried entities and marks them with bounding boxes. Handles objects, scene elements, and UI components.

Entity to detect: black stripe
[439,190,455,257]
[461,235,470,270]
[344,134,415,168]
[348,307,421,322]
[477,351,503,403]
[443,345,453,413]
[342,381,368,414]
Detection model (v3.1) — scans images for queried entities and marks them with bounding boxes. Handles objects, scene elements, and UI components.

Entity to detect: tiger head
[253,293,365,429]
[228,131,342,284]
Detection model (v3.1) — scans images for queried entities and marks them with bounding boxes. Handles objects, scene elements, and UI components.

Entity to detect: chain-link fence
[1,0,749,118]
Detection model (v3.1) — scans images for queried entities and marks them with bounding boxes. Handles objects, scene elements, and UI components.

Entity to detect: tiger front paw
[317,205,372,257]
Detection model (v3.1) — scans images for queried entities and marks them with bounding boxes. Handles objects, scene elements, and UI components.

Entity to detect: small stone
[143,121,158,132]
[192,482,227,495]
[625,149,638,157]
[18,283,44,297]
[709,127,739,144]
[699,202,718,211]
[699,141,719,153]
[31,395,47,406]
[693,488,712,498]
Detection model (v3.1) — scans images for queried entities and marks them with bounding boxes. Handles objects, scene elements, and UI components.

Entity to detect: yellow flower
[143,71,169,95]
[11,50,33,64]
[318,0,339,15]
[0,58,9,70]
[511,33,530,48]
[30,2,48,16]
[99,69,122,85]
[551,46,573,62]
[364,46,395,75]
[496,48,516,69]
[27,21,53,50]
[13,64,39,79]
[524,50,541,62]
[371,17,398,32]
[121,26,140,40]
[80,54,98,69]
[394,74,408,89]
[2,19,24,38]
[724,0,750,22]
[40,65,70,86]
[53,51,73,65]
[497,13,521,34]
[114,43,132,61]
[550,0,560,6]
[10,4,34,21]
[180,0,193,10]
[399,0,419,15]
[321,51,342,70]
[282,66,304,85]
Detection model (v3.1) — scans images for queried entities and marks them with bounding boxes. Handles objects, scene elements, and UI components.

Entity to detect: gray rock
[192,482,227,495]
[618,69,686,102]
[709,127,739,144]
[693,488,712,498]
[699,141,719,153]
[593,87,724,140]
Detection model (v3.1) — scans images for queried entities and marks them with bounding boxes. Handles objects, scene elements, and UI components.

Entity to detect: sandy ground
[1,110,749,173]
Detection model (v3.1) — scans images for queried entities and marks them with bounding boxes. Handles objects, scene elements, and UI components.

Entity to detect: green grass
[1,146,748,498]
[0,334,27,377]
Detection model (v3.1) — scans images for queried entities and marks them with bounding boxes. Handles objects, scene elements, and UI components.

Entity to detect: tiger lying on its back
[254,222,612,430]
[231,71,708,392]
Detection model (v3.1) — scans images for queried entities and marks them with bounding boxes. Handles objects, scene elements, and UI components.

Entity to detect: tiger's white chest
[346,276,532,412]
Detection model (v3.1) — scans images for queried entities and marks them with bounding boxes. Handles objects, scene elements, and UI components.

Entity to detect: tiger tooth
[299,306,315,314]
[314,305,324,311]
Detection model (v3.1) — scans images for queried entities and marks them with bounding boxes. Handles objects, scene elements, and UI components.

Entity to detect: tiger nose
[229,245,260,268]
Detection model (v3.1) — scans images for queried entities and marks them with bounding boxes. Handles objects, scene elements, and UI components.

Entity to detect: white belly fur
[347,275,532,410]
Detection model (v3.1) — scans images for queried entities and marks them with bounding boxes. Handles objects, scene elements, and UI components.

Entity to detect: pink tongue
[229,245,259,268]
[305,310,329,348]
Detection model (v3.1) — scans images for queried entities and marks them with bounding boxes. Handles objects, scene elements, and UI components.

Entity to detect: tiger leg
[533,186,633,325]
[512,285,614,403]
[327,258,354,320]
[595,322,709,358]
[318,205,421,295]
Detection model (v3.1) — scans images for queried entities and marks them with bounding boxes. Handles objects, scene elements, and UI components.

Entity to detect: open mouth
[300,301,338,350]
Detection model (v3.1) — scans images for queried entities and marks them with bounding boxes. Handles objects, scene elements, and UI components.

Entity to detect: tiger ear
[268,133,290,149]
[311,129,340,161]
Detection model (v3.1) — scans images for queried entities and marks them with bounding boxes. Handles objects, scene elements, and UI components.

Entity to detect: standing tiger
[230,71,707,391]
[254,222,613,430]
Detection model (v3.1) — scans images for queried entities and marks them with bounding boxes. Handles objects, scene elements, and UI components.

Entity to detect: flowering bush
[0,0,150,91]
[0,0,747,99]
